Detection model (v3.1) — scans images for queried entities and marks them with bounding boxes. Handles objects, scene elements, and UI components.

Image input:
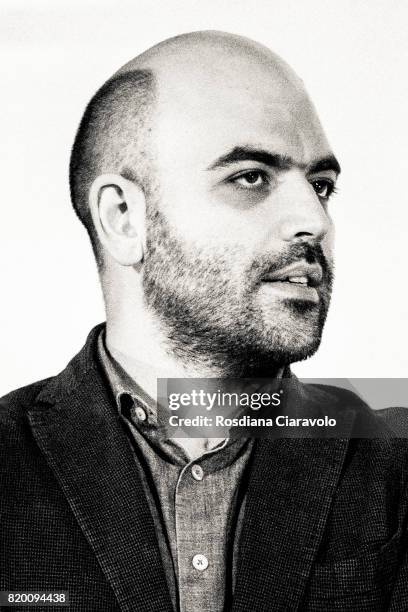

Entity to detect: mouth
[261,262,323,302]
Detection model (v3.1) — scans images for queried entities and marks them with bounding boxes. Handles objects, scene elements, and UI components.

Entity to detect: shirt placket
[174,443,229,612]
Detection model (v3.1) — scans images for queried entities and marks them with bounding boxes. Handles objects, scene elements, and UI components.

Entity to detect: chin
[257,306,325,365]
[277,337,322,366]
[264,333,322,366]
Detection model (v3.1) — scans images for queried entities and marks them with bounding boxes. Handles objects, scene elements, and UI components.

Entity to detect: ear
[89,174,146,266]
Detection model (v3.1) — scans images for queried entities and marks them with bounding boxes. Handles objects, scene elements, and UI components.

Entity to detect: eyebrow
[308,155,341,175]
[207,146,341,176]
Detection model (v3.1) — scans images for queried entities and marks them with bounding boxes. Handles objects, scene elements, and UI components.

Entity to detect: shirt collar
[97,327,291,448]
[97,328,251,463]
[97,328,158,421]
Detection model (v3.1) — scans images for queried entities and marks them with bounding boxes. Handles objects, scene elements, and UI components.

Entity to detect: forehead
[150,54,331,170]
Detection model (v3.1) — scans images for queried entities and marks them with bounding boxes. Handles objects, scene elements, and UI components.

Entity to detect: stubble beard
[142,203,333,377]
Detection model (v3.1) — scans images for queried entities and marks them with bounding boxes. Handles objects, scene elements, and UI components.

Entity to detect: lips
[262,262,323,288]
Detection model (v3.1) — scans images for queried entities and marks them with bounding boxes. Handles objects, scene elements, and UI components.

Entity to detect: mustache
[250,242,333,283]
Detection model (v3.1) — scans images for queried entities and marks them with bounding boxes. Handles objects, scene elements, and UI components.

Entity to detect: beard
[142,203,333,377]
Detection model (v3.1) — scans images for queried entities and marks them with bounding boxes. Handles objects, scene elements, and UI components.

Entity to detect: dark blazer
[1,324,408,612]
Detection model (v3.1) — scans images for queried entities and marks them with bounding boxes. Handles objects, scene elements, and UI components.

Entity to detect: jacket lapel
[232,404,355,611]
[28,325,173,612]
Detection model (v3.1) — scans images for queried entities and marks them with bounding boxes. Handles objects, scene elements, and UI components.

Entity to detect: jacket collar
[30,324,174,612]
[29,324,357,612]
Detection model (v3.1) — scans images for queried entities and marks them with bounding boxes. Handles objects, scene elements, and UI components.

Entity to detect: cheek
[155,164,269,249]
[161,192,276,258]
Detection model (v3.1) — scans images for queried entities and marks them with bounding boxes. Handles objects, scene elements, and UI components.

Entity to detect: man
[1,31,407,612]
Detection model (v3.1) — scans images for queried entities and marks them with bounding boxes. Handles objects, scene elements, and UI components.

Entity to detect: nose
[274,171,332,243]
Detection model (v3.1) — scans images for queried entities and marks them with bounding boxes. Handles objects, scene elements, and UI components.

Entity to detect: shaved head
[69,31,315,268]
[69,69,156,267]
[116,30,303,93]
[70,31,337,373]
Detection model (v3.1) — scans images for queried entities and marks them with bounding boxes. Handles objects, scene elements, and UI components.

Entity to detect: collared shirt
[97,331,254,612]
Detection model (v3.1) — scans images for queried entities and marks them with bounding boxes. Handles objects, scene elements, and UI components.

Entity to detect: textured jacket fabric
[1,323,408,612]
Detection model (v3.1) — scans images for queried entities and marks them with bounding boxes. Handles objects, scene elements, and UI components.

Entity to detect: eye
[231,170,269,189]
[311,178,336,200]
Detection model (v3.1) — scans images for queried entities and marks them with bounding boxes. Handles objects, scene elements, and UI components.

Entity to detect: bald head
[116,30,300,83]
[70,31,328,269]
[70,31,338,372]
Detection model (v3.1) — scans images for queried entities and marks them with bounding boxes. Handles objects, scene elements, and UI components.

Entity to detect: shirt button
[134,406,147,422]
[191,465,204,481]
[192,554,208,571]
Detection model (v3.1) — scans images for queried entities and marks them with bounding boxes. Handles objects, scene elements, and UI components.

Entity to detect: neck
[103,272,285,396]
[106,313,285,400]
[105,306,215,401]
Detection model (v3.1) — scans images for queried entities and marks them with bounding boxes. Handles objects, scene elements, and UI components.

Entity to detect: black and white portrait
[1,2,407,611]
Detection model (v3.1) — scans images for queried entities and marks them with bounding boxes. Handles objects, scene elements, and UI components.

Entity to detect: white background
[1,0,407,397]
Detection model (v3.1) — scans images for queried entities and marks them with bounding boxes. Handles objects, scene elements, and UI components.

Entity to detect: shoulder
[0,323,105,432]
[306,386,408,485]
[0,378,54,447]
[375,405,408,437]
[295,380,408,450]
[0,379,59,485]
[0,378,53,421]
[305,381,368,408]
[327,384,408,439]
